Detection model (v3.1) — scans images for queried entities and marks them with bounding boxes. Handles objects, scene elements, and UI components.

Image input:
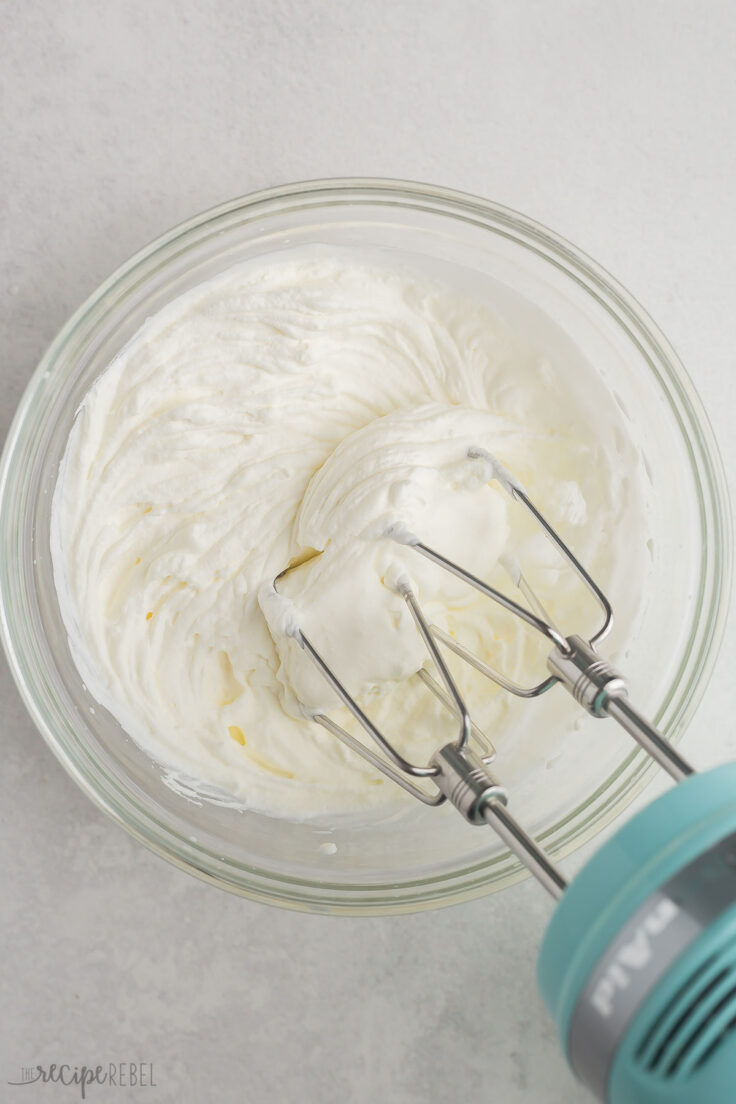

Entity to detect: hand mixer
[272,447,736,1104]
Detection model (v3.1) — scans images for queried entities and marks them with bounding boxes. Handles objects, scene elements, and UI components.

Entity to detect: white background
[2,2,736,1101]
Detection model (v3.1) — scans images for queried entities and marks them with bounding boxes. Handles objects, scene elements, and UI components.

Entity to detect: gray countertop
[3,3,736,1101]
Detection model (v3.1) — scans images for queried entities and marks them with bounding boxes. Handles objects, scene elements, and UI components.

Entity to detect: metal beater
[269,449,736,1103]
[274,445,693,901]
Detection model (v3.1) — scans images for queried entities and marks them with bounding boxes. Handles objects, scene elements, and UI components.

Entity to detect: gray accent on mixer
[567,830,736,1101]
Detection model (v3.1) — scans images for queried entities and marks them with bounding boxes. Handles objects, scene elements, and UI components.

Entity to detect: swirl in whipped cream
[51,251,648,818]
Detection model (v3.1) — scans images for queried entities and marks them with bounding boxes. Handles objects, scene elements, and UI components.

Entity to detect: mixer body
[538,763,736,1103]
[270,446,733,1103]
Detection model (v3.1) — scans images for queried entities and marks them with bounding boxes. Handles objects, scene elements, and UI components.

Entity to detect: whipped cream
[51,251,649,819]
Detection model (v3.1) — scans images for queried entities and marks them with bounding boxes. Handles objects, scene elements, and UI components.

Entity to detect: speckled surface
[2,2,736,1101]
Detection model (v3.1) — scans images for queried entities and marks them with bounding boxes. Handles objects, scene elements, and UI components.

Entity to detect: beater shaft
[547,634,693,781]
[272,448,695,906]
[482,802,567,900]
[428,741,570,898]
[430,741,568,898]
[605,696,693,781]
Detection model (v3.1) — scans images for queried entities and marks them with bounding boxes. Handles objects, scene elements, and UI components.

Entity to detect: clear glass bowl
[0,179,730,913]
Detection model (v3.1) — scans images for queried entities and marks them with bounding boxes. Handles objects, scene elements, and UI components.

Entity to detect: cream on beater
[51,251,649,818]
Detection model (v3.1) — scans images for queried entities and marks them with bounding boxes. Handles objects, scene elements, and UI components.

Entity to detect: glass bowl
[0,179,730,914]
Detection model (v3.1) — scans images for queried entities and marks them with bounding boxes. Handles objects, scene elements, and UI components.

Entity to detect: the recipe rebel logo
[7,1063,157,1099]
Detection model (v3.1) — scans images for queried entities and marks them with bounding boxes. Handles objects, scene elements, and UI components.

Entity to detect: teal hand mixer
[274,448,736,1103]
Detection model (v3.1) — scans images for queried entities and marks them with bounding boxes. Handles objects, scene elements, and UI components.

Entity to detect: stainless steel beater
[275,445,693,901]
[274,449,736,1104]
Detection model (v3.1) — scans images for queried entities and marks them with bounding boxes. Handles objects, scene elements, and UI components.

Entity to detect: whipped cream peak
[258,582,303,641]
[382,521,420,547]
[385,567,415,598]
[499,551,524,588]
[467,445,526,498]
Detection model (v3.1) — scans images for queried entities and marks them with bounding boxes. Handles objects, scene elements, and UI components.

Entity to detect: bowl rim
[0,176,732,914]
